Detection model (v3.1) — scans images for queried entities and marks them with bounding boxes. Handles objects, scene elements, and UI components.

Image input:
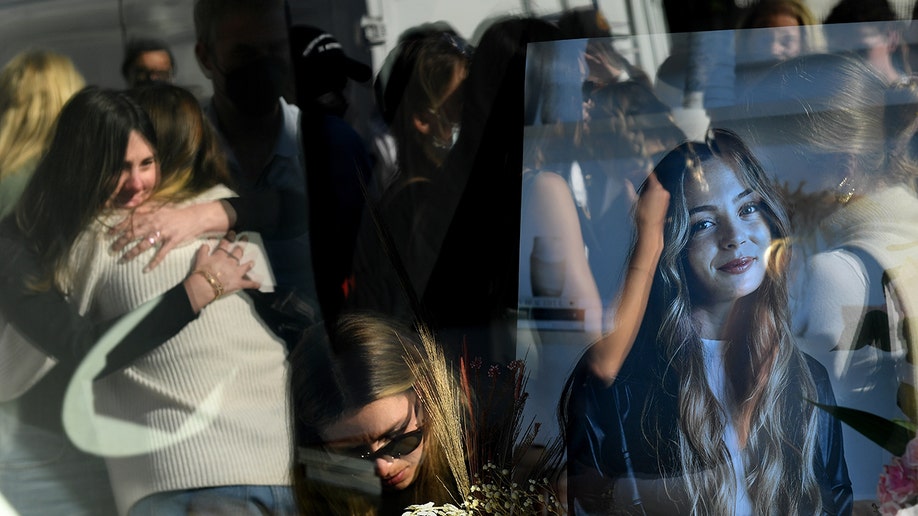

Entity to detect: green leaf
[809,400,914,456]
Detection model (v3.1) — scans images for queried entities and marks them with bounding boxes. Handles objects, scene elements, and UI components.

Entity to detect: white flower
[402,502,469,516]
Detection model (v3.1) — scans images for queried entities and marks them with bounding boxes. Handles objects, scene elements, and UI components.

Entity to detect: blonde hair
[290,314,460,515]
[0,50,84,180]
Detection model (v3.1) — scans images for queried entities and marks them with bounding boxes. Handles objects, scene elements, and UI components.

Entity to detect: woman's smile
[684,161,772,308]
[717,256,756,274]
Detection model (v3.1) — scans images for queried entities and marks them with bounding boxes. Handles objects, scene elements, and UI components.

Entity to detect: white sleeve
[791,249,870,380]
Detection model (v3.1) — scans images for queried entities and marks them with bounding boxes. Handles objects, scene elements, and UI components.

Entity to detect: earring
[835,176,857,204]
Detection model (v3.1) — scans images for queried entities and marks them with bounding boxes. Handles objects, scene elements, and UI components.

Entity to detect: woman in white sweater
[15,85,295,515]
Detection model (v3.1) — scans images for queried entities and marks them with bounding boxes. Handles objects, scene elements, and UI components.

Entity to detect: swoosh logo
[63,293,231,457]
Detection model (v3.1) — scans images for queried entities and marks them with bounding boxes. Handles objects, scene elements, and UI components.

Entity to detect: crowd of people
[1,0,918,514]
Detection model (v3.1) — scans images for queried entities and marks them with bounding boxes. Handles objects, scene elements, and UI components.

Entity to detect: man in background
[121,38,175,87]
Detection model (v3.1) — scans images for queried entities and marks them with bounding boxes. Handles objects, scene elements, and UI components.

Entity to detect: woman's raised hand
[631,172,670,239]
[589,172,670,385]
[111,200,233,272]
[182,232,260,313]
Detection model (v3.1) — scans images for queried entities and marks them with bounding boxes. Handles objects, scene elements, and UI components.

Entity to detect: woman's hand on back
[183,232,260,313]
[110,200,234,272]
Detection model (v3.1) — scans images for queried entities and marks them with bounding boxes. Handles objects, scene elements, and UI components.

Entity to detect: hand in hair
[589,173,669,384]
[182,231,259,313]
[110,200,236,271]
[631,174,669,243]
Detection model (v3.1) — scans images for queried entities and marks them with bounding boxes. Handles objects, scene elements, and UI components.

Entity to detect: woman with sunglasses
[562,129,851,514]
[290,313,459,515]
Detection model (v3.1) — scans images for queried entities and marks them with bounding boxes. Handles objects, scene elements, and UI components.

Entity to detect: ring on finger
[216,247,240,262]
[147,230,161,246]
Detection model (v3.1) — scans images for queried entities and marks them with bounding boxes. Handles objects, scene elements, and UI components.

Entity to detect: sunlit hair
[742,52,917,188]
[289,313,459,515]
[14,86,156,292]
[127,83,232,202]
[738,0,825,54]
[741,0,818,30]
[0,50,85,181]
[641,128,820,513]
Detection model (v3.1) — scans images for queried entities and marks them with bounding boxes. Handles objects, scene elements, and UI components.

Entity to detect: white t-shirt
[701,338,753,515]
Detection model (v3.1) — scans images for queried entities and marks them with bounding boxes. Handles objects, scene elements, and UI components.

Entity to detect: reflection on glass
[530,236,567,297]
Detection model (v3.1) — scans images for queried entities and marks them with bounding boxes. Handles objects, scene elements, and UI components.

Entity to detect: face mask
[218,56,288,117]
[431,123,460,152]
[315,91,349,117]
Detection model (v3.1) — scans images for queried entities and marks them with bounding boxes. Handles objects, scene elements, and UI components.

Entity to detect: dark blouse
[565,339,853,515]
[0,217,196,380]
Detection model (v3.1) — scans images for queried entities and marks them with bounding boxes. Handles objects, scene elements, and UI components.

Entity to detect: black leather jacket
[565,342,852,515]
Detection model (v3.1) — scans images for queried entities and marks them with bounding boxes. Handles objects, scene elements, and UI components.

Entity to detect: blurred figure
[737,0,822,63]
[0,50,84,219]
[192,0,318,341]
[907,1,918,80]
[741,52,918,510]
[735,0,824,100]
[557,6,652,121]
[378,31,470,188]
[289,24,373,326]
[120,37,176,88]
[347,28,471,318]
[422,16,579,366]
[576,80,685,313]
[372,22,466,190]
[823,0,909,84]
[0,50,93,516]
[515,34,605,449]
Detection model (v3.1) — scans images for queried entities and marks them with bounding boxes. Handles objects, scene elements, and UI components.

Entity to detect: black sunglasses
[339,427,424,463]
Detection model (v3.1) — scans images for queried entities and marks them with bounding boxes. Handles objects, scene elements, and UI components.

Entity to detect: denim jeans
[128,485,296,516]
[0,400,118,516]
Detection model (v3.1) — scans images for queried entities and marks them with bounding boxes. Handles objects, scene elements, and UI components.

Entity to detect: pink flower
[905,438,918,470]
[879,458,918,506]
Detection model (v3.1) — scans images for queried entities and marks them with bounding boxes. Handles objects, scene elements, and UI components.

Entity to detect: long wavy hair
[0,49,85,181]
[14,86,156,292]
[289,313,460,515]
[127,83,232,202]
[639,128,820,514]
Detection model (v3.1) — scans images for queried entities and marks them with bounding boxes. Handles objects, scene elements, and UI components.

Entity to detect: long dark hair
[15,86,156,291]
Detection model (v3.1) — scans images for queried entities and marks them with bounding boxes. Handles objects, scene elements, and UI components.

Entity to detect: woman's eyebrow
[377,413,412,441]
[688,189,755,215]
[689,204,714,215]
[735,188,753,201]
